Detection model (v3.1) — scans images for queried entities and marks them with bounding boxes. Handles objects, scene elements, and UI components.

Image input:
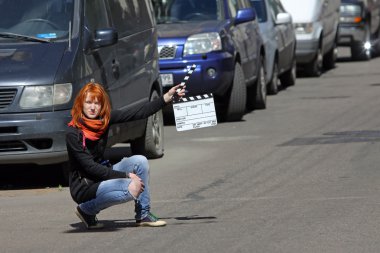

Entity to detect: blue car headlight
[183,32,222,56]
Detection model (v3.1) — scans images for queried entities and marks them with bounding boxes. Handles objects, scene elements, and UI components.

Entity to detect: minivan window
[153,0,223,24]
[85,0,109,31]
[0,0,74,40]
[108,0,153,36]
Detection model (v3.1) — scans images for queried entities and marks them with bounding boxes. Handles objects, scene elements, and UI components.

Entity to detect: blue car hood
[0,42,67,86]
[157,21,226,40]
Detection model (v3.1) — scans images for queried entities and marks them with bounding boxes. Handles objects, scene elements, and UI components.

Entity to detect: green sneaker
[136,212,167,227]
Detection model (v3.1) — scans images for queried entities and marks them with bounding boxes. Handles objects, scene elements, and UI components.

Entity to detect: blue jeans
[79,155,150,220]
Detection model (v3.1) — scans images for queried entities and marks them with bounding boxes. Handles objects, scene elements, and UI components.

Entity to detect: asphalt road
[2,48,380,253]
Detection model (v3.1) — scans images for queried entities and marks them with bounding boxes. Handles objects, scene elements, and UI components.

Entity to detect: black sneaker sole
[75,208,104,229]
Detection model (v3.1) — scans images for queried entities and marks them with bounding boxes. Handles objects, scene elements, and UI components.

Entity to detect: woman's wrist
[163,92,173,103]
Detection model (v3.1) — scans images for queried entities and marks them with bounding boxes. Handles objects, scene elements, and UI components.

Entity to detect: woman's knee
[133,155,149,173]
[97,179,134,203]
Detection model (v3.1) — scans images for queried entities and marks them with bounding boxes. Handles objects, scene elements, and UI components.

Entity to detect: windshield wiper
[0,32,51,43]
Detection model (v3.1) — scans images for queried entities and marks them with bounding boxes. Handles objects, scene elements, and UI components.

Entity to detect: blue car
[251,0,297,95]
[152,0,266,121]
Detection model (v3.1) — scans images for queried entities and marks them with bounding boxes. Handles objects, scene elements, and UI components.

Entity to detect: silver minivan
[281,0,340,76]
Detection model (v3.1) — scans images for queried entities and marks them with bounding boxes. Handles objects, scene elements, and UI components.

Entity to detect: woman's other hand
[127,173,145,198]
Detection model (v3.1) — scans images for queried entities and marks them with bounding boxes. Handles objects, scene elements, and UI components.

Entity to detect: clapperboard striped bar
[172,64,197,102]
[173,93,214,103]
[176,64,196,92]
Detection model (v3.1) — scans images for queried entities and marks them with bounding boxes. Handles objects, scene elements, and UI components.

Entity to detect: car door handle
[112,59,120,78]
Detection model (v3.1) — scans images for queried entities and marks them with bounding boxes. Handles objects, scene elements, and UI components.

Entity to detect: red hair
[70,82,111,131]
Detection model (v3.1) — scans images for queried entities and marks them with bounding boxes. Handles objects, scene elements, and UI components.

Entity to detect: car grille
[0,141,27,152]
[159,45,177,59]
[0,89,17,109]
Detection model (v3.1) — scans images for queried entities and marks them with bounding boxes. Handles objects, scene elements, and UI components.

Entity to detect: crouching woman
[66,82,184,229]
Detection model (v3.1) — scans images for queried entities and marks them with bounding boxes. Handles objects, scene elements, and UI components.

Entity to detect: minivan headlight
[294,23,314,34]
[183,32,222,56]
[20,83,72,108]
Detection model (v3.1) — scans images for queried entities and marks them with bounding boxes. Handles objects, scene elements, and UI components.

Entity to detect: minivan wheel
[60,161,70,185]
[267,60,279,95]
[305,47,323,77]
[280,56,296,87]
[323,40,337,70]
[223,62,247,122]
[254,56,267,109]
[130,90,164,159]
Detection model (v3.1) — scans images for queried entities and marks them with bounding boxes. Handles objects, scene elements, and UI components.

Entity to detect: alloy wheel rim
[273,64,279,89]
[317,49,323,72]
[261,65,266,98]
[291,59,296,80]
[152,113,161,149]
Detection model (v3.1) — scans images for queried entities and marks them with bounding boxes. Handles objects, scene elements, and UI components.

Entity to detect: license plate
[160,74,174,87]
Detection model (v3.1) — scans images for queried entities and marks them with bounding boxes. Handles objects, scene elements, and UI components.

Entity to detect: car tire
[267,59,279,95]
[223,62,247,122]
[323,39,337,70]
[254,55,267,110]
[60,161,70,185]
[351,24,371,61]
[304,46,323,77]
[280,56,296,87]
[130,89,164,159]
[352,44,371,61]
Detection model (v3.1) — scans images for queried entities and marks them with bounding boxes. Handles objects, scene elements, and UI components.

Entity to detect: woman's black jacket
[66,96,166,204]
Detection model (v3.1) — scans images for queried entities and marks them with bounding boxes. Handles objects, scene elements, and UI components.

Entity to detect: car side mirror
[235,8,256,25]
[276,13,292,25]
[91,28,118,50]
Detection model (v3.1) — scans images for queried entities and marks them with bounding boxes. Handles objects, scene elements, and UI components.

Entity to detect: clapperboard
[172,65,218,131]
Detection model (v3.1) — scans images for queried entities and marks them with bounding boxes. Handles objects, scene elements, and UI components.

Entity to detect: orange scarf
[68,118,106,147]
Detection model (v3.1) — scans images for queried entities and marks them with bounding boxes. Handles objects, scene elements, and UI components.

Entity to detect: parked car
[338,0,380,60]
[0,0,164,171]
[281,0,340,76]
[152,0,266,121]
[250,0,297,95]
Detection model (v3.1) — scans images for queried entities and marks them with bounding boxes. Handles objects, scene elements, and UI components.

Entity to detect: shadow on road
[65,219,137,233]
[0,164,66,190]
[64,215,217,233]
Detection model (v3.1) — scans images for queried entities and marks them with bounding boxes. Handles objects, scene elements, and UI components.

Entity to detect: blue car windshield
[0,0,74,41]
[250,0,267,22]
[152,0,223,23]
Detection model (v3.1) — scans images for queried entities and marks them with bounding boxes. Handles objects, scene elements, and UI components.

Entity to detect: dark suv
[152,0,266,121]
[338,0,380,60]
